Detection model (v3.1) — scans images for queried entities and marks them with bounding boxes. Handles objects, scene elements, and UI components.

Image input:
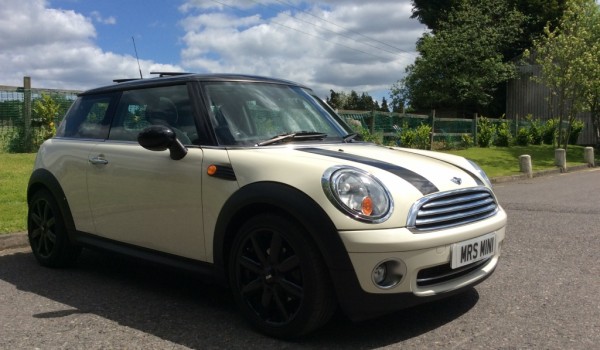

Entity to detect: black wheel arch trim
[27,168,77,238]
[212,181,355,280]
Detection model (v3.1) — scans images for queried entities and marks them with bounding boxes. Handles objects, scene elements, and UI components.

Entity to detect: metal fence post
[23,76,32,151]
[430,109,436,150]
[473,113,478,146]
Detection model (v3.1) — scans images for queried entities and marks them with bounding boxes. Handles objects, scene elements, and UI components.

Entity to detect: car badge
[451,177,462,185]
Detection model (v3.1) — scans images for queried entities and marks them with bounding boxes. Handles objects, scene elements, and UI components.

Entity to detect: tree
[326,90,347,110]
[380,97,389,112]
[411,0,566,59]
[398,0,525,115]
[410,0,460,32]
[326,90,379,111]
[527,0,600,148]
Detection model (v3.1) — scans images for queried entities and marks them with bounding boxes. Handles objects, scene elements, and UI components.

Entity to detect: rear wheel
[28,189,81,267]
[229,213,336,338]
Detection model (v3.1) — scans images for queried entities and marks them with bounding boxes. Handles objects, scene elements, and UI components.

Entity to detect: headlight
[468,160,492,187]
[322,166,393,223]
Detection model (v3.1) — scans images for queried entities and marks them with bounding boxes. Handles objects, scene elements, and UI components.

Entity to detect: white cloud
[0,0,424,100]
[178,0,425,98]
[0,0,181,90]
[91,11,117,25]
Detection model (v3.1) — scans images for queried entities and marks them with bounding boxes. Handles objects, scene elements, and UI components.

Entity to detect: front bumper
[331,208,506,320]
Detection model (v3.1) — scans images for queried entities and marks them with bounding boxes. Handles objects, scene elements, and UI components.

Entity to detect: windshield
[203,82,351,146]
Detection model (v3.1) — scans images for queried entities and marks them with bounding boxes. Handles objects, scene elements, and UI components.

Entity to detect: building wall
[506,65,595,145]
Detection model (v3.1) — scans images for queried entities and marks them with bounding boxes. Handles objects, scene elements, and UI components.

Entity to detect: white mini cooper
[28,73,506,338]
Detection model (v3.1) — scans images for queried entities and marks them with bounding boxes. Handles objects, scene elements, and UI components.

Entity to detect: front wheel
[229,213,336,338]
[28,189,81,267]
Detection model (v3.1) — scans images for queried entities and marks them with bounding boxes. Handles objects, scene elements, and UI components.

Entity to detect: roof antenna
[132,36,143,79]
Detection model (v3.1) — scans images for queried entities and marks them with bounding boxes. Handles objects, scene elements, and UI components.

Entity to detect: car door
[86,84,206,260]
[51,93,116,234]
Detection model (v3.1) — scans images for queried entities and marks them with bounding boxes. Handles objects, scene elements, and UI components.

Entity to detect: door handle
[89,156,108,165]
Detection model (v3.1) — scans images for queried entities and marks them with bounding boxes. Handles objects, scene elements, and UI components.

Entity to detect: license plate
[451,232,496,269]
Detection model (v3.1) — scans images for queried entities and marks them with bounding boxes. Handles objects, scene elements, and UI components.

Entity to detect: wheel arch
[212,181,353,283]
[27,168,77,236]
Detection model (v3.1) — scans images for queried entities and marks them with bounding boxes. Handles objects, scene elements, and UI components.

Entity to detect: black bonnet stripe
[300,148,439,195]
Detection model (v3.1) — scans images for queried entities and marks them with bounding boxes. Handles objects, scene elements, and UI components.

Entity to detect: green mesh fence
[1,87,78,153]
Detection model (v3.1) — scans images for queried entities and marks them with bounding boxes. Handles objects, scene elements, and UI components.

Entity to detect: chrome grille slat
[417,197,495,217]
[416,203,498,225]
[408,187,499,231]
[420,192,490,209]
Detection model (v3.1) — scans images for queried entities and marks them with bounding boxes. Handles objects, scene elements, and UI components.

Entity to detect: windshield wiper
[257,131,328,146]
[343,132,358,143]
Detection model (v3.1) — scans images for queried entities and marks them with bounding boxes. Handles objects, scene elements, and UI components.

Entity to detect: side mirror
[138,125,188,160]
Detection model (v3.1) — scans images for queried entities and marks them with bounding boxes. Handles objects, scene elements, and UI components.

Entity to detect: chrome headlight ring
[468,159,493,188]
[321,166,393,223]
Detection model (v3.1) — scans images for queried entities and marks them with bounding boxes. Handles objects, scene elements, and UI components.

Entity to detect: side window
[55,94,114,139]
[108,85,196,145]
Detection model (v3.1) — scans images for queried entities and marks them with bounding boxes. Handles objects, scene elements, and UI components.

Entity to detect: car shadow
[0,249,479,349]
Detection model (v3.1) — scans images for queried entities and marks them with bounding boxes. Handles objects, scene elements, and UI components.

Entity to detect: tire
[229,213,336,338]
[28,189,81,267]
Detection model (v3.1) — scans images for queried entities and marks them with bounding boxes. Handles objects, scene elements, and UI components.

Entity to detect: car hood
[227,143,487,196]
[225,143,492,230]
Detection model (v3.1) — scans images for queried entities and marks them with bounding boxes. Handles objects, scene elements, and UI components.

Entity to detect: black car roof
[79,73,309,95]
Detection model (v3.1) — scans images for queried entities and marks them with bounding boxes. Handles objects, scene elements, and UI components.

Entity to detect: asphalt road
[1,169,599,349]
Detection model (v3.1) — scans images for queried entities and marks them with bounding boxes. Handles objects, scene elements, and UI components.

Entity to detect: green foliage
[477,117,494,147]
[526,115,543,145]
[541,118,559,145]
[32,93,59,143]
[569,118,585,144]
[515,127,532,146]
[2,94,61,153]
[397,0,525,112]
[327,89,387,111]
[460,133,474,149]
[398,122,432,150]
[411,0,565,57]
[349,124,383,144]
[494,120,513,147]
[527,0,600,149]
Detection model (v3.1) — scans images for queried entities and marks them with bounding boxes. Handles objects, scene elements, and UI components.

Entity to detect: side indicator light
[207,164,217,176]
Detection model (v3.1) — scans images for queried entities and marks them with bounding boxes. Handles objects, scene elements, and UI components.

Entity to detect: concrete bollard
[519,155,532,178]
[555,149,567,172]
[584,147,595,167]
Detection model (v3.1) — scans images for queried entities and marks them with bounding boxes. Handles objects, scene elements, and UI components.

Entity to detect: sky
[0,0,426,102]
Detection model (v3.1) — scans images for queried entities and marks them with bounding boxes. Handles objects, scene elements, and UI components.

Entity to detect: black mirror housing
[138,125,188,160]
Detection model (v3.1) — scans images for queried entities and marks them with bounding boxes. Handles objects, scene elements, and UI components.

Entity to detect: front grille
[416,258,491,287]
[407,187,498,231]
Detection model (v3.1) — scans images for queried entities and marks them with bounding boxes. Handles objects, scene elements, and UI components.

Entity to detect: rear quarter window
[56,94,115,139]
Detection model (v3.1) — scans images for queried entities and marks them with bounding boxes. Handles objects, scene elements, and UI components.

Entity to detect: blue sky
[1,0,426,102]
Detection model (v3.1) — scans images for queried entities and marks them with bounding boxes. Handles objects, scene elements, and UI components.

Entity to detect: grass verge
[443,145,595,178]
[0,153,36,234]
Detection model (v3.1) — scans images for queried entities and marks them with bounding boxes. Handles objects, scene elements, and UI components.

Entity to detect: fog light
[371,259,406,289]
[373,264,387,284]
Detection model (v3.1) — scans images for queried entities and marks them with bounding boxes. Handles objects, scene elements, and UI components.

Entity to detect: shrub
[398,122,431,150]
[477,117,494,147]
[460,133,474,149]
[494,120,512,147]
[351,124,383,144]
[515,127,532,146]
[526,115,543,145]
[568,119,584,145]
[542,118,558,145]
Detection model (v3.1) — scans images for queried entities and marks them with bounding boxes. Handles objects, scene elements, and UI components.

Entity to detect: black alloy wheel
[229,213,335,338]
[28,190,80,267]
